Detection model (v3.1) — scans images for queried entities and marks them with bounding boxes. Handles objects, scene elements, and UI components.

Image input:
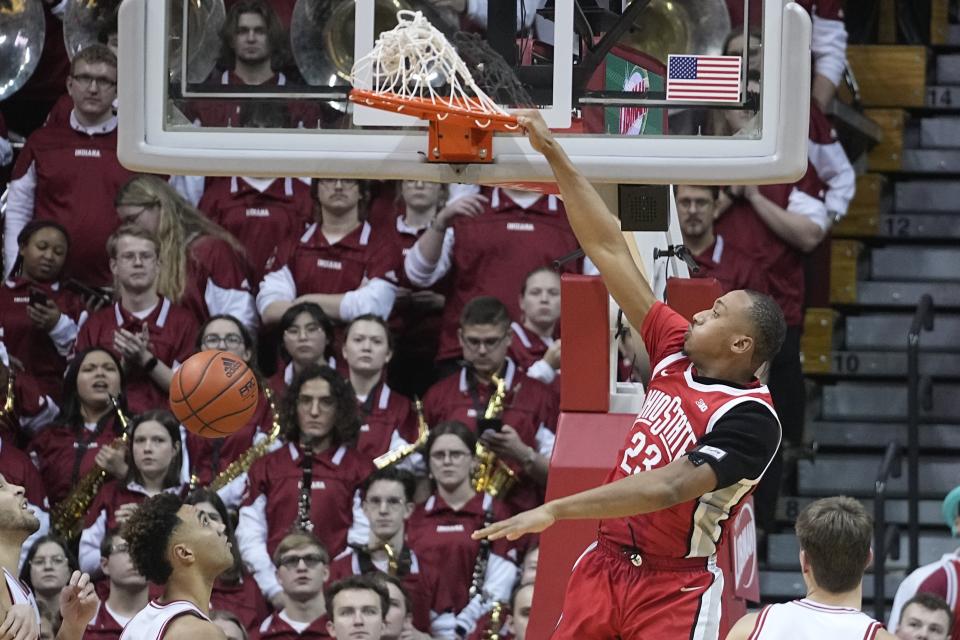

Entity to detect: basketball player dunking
[0,473,99,640]
[726,497,896,640]
[120,493,235,639]
[473,112,786,639]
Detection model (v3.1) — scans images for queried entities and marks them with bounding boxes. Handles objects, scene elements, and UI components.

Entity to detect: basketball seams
[182,350,222,398]
[188,368,257,417]
[168,351,259,439]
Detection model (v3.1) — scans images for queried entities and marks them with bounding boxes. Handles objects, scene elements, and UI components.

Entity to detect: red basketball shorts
[551,538,724,640]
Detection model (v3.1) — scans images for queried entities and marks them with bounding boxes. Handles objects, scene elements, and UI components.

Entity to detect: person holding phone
[0,221,85,401]
[422,296,555,516]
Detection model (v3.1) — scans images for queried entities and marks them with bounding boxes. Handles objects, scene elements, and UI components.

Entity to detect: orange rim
[349,89,520,132]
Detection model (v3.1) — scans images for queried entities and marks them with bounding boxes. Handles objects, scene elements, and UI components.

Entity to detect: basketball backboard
[117,0,811,185]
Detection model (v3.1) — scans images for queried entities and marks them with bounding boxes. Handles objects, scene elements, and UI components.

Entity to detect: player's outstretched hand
[515,109,557,156]
[59,570,100,634]
[472,504,556,541]
[0,603,40,640]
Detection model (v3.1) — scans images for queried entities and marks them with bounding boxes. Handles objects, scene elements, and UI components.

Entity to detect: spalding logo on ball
[169,350,259,438]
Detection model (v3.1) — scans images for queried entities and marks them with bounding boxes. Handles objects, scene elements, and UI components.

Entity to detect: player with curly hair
[119,493,235,639]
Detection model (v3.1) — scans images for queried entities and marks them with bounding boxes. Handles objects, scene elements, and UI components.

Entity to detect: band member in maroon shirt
[255,531,331,639]
[187,316,278,508]
[674,185,766,294]
[29,348,129,507]
[268,303,335,398]
[508,268,562,392]
[0,221,85,402]
[407,422,516,637]
[4,44,134,287]
[341,315,418,468]
[237,365,373,606]
[423,297,556,516]
[76,225,198,414]
[83,531,149,640]
[327,469,446,636]
[115,176,257,331]
[79,411,186,577]
[257,179,401,329]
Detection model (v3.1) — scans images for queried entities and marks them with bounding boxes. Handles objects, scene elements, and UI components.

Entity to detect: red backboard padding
[559,275,609,413]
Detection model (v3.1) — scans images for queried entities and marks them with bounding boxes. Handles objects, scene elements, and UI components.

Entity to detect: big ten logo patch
[619,388,697,475]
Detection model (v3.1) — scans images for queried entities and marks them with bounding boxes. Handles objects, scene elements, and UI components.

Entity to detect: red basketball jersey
[598,302,780,558]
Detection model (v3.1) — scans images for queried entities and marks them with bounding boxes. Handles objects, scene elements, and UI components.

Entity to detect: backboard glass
[117,0,811,185]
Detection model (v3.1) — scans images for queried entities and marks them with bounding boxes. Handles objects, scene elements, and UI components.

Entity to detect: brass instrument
[373,398,429,470]
[617,0,730,66]
[51,395,129,540]
[382,542,399,576]
[209,386,282,491]
[290,0,455,86]
[0,0,45,101]
[1,365,15,436]
[472,374,517,498]
[484,601,505,640]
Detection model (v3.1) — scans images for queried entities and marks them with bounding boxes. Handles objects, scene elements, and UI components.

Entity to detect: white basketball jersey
[750,599,884,639]
[3,568,40,634]
[119,600,209,640]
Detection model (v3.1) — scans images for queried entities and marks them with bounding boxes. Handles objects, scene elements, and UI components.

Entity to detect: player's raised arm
[516,110,657,329]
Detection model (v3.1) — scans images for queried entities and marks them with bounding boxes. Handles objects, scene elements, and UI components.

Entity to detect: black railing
[907,294,934,572]
[874,440,903,621]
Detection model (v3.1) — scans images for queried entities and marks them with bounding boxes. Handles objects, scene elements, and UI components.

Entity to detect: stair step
[853,281,960,307]
[808,351,960,377]
[901,149,960,172]
[894,181,960,212]
[822,381,960,421]
[920,117,960,148]
[797,455,958,497]
[926,86,960,110]
[776,496,947,526]
[760,570,902,600]
[846,314,960,351]
[807,421,960,449]
[876,213,960,239]
[767,533,955,570]
[871,247,960,282]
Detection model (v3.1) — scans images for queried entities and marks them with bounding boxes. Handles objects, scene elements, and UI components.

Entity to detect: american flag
[666,55,742,102]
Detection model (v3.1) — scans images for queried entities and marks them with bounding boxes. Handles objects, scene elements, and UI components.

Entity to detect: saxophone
[51,396,130,540]
[0,366,14,435]
[484,601,505,640]
[382,542,399,576]
[473,374,517,498]
[209,386,282,491]
[373,398,429,469]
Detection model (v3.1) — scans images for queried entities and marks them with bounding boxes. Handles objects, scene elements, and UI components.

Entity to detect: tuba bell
[0,0,46,102]
[290,0,456,88]
[617,0,731,65]
[62,0,121,59]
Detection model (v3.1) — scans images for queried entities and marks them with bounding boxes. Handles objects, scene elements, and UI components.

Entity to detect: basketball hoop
[349,10,520,164]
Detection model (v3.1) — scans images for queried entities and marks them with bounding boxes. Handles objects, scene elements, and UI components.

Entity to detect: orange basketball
[169,351,259,439]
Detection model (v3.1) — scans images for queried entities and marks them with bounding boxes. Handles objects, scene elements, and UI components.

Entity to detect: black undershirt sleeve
[686,402,781,490]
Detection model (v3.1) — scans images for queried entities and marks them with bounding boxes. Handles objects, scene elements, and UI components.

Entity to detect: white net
[351,10,511,118]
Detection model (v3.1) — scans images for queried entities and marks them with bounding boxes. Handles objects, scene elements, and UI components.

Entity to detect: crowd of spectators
[5,0,935,638]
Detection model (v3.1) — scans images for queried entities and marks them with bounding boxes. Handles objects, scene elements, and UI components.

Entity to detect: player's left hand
[472,504,556,541]
[58,571,100,634]
[480,425,527,461]
[0,603,39,640]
